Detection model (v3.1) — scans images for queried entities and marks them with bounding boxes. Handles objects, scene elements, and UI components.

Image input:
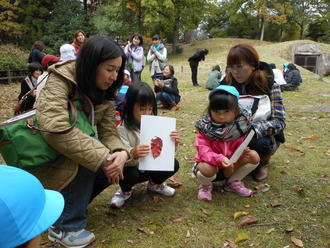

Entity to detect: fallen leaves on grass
[266,227,275,234]
[233,211,249,220]
[137,227,154,235]
[152,195,164,203]
[285,226,294,233]
[291,236,304,247]
[285,145,304,153]
[238,215,258,227]
[172,217,186,223]
[168,175,183,187]
[234,232,249,243]
[220,240,237,248]
[271,200,282,208]
[254,183,271,193]
[201,208,209,216]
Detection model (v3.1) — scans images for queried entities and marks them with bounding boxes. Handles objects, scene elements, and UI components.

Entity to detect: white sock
[196,171,216,184]
[228,163,259,182]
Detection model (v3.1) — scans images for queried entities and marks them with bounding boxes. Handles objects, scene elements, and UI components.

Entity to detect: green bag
[0,100,95,172]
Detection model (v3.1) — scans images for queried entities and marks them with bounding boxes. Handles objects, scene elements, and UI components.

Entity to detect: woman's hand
[103,151,128,184]
[30,90,36,97]
[170,131,180,147]
[130,145,150,160]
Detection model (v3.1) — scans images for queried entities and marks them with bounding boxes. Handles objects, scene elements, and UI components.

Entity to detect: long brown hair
[225,43,269,94]
[73,30,86,45]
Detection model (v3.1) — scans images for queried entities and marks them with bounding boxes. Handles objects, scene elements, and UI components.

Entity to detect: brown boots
[170,102,180,111]
[254,154,271,181]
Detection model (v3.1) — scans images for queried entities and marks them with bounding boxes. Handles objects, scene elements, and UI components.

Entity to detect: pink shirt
[194,131,246,168]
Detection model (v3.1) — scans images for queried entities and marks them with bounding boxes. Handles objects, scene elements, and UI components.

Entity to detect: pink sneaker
[198,184,213,201]
[225,180,253,197]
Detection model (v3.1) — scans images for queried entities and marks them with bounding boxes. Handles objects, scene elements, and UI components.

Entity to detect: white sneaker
[147,181,175,196]
[110,189,132,208]
[48,226,95,248]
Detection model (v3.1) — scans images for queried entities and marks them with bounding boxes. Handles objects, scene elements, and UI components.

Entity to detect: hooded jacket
[34,61,127,191]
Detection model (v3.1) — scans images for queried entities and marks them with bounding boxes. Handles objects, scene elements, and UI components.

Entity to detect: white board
[229,130,255,163]
[139,115,176,171]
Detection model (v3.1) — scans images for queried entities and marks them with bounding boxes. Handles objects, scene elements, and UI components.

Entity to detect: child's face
[152,39,160,46]
[124,74,129,81]
[32,70,42,79]
[210,109,236,124]
[133,103,153,125]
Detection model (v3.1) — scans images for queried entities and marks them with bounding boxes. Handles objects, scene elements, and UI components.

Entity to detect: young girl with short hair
[111,82,180,208]
[194,85,260,201]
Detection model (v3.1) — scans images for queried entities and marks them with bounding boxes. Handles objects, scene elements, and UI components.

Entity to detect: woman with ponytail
[221,44,286,181]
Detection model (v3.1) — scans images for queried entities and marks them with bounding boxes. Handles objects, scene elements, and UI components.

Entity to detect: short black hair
[122,82,157,131]
[213,65,221,72]
[76,35,126,105]
[28,62,43,76]
[152,34,160,41]
[269,63,276,69]
[208,90,239,117]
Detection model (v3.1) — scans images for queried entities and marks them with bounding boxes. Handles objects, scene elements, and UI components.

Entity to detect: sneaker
[110,189,132,208]
[48,226,95,248]
[198,183,213,201]
[224,180,253,197]
[147,181,175,196]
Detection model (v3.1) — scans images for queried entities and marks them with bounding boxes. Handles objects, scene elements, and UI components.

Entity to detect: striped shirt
[251,83,286,138]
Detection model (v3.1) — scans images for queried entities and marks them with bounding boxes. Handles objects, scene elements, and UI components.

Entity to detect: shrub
[0,45,29,70]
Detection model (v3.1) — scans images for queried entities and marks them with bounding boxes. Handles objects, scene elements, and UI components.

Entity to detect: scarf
[195,109,252,141]
[153,44,161,51]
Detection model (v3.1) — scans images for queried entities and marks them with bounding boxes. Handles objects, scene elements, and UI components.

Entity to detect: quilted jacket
[33,60,127,191]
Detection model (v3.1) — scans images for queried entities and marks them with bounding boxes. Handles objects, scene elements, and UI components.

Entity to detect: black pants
[189,61,198,85]
[131,70,141,84]
[281,83,299,91]
[120,159,180,192]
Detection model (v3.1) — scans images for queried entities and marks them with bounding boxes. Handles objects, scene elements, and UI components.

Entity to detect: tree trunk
[299,23,304,39]
[172,14,180,54]
[259,16,265,41]
[136,0,143,33]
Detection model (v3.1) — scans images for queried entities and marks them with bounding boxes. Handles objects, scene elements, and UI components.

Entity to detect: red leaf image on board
[151,136,163,159]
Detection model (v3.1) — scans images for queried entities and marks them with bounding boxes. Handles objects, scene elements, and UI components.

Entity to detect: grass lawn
[0,38,329,248]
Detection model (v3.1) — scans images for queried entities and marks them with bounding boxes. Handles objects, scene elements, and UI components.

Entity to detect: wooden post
[7,70,12,84]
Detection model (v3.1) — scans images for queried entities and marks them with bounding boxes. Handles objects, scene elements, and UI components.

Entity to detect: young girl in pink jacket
[193,85,260,201]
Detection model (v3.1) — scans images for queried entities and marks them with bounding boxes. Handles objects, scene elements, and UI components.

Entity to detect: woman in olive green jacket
[34,36,130,247]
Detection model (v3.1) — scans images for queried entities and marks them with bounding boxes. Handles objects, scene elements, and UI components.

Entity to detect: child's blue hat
[283,62,289,67]
[209,85,240,100]
[0,165,64,247]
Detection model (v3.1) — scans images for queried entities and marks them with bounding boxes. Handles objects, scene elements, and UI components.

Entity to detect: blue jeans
[54,166,110,231]
[156,92,177,107]
[248,135,278,157]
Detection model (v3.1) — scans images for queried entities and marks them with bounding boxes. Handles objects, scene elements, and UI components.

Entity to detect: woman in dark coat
[281,63,302,91]
[28,41,45,64]
[18,62,43,112]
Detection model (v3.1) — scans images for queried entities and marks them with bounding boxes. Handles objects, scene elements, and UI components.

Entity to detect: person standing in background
[71,30,86,55]
[28,41,46,64]
[188,49,208,87]
[124,34,144,83]
[147,34,167,80]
